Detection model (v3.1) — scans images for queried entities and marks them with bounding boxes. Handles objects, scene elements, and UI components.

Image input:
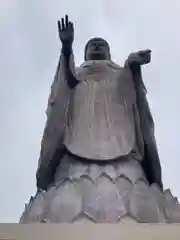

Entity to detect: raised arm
[46,15,78,118]
[58,15,78,89]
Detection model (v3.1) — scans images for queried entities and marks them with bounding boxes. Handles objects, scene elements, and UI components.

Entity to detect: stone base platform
[1,223,180,240]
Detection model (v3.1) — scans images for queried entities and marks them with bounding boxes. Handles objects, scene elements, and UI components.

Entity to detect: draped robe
[36,54,163,191]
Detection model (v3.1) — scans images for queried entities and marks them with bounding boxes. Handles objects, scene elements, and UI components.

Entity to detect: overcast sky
[0,0,180,222]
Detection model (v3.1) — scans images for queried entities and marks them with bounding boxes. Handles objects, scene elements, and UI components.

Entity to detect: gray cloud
[0,0,180,222]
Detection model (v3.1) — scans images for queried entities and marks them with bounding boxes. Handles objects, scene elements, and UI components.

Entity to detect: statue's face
[85,38,111,61]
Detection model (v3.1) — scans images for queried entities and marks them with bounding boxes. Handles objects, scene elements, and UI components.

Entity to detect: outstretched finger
[61,18,65,29]
[57,20,61,31]
[145,49,151,53]
[65,15,68,28]
[139,49,151,55]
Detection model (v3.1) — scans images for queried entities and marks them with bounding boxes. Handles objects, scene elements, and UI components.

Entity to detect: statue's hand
[127,49,151,66]
[58,15,74,55]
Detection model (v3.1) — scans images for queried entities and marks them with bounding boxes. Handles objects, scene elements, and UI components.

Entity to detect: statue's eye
[99,43,104,46]
[91,42,96,46]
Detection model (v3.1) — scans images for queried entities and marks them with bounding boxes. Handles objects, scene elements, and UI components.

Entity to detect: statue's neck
[87,56,108,61]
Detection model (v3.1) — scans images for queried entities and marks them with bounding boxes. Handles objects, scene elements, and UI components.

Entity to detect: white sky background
[0,0,180,222]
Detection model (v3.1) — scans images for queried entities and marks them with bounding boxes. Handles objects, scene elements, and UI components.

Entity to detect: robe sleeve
[46,54,76,118]
[130,64,163,189]
[36,53,76,190]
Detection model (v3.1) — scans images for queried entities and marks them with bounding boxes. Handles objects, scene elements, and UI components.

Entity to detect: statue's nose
[94,45,100,50]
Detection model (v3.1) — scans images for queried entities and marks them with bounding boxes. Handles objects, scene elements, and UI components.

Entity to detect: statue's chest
[65,66,136,160]
[74,79,119,109]
[73,66,135,109]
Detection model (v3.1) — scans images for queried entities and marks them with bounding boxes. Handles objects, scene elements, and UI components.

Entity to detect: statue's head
[84,37,111,61]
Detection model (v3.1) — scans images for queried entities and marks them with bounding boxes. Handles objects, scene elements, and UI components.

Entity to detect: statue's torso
[64,60,142,160]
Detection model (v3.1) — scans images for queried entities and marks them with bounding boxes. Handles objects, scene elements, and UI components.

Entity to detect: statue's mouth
[92,48,103,53]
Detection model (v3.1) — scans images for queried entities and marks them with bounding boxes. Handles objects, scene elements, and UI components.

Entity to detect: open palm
[58,15,74,45]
